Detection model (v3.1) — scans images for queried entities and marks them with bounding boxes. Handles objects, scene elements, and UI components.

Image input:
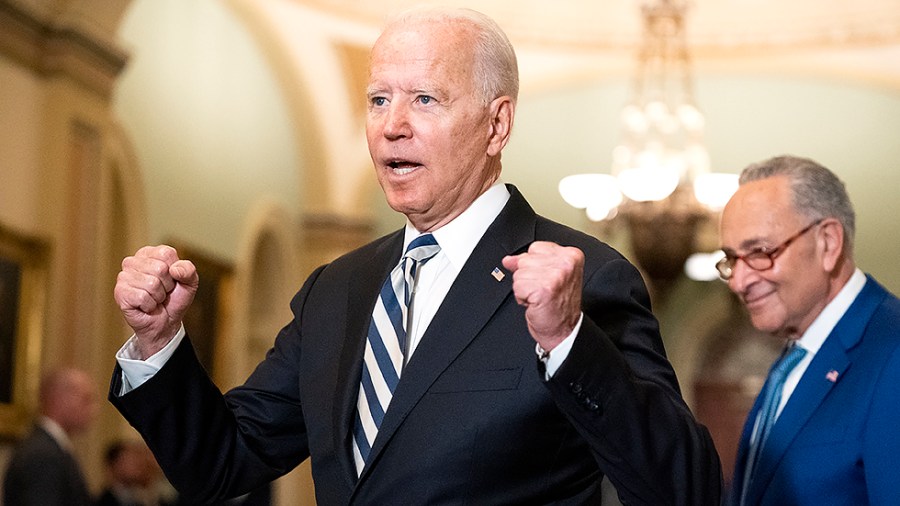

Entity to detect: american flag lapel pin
[825,370,839,383]
[491,267,505,282]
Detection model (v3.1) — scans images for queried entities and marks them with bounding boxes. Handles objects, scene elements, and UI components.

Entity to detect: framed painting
[0,225,48,438]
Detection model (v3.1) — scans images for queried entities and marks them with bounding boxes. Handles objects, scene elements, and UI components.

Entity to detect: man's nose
[727,258,755,294]
[383,102,412,140]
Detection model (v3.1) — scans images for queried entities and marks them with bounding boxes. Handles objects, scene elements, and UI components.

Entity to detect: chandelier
[559,0,736,301]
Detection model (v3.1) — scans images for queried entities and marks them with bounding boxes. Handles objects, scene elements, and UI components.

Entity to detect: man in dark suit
[3,367,97,505]
[719,155,900,505]
[110,7,721,505]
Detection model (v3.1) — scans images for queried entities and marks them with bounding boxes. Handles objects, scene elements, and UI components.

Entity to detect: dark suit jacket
[94,489,143,506]
[110,186,721,505]
[2,424,92,506]
[93,487,186,506]
[728,275,900,505]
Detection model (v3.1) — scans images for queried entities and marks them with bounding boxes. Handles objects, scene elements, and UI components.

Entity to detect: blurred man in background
[3,367,97,506]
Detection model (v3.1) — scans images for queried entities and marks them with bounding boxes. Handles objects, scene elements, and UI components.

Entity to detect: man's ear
[818,218,845,272]
[487,96,515,157]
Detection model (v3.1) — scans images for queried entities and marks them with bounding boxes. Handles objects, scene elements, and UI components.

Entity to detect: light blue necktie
[352,234,441,474]
[738,344,807,505]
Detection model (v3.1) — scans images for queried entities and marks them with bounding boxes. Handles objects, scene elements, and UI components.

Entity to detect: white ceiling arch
[269,0,900,91]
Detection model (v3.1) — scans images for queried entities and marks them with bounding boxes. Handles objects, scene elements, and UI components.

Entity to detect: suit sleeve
[108,266,327,504]
[543,257,722,506]
[863,340,900,504]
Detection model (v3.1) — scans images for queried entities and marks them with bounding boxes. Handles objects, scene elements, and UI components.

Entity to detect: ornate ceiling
[271,0,900,91]
[298,0,900,52]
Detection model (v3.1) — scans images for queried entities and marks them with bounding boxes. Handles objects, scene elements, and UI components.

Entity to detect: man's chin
[749,312,784,336]
[385,199,419,217]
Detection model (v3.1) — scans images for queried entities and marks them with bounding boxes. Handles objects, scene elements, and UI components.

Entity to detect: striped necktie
[738,343,807,505]
[352,234,441,474]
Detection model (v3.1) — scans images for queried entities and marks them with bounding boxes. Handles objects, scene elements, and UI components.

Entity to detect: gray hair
[740,155,856,252]
[385,7,519,105]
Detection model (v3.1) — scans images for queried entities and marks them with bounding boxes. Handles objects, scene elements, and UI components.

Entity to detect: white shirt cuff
[536,313,583,379]
[115,325,186,394]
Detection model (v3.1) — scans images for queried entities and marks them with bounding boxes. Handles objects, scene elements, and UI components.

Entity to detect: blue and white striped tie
[352,234,441,474]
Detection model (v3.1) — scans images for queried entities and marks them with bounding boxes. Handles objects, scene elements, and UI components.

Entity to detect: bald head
[39,368,97,436]
[377,7,519,105]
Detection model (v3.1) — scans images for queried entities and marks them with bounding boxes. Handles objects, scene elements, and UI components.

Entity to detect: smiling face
[720,176,831,338]
[366,18,513,232]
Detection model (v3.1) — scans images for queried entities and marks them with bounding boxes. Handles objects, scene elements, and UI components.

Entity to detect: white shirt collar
[403,182,510,269]
[38,415,74,453]
[797,268,867,355]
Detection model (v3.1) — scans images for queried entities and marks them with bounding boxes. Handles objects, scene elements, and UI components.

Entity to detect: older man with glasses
[719,155,900,506]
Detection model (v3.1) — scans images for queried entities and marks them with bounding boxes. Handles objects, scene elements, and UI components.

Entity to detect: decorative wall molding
[300,212,375,270]
[0,0,128,98]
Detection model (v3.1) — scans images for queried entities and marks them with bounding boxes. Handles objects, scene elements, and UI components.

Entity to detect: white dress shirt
[38,416,75,453]
[776,268,867,417]
[404,182,510,358]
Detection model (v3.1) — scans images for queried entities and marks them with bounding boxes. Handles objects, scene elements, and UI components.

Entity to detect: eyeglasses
[716,218,823,280]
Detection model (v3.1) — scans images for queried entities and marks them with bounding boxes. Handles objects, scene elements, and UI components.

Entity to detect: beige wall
[0,55,45,234]
[0,0,138,494]
[114,0,304,261]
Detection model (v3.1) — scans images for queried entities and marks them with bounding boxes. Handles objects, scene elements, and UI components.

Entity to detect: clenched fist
[501,241,583,352]
[114,245,199,359]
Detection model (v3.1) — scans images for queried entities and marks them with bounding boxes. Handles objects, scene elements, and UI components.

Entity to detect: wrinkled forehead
[368,21,479,98]
[720,177,800,246]
[371,19,476,67]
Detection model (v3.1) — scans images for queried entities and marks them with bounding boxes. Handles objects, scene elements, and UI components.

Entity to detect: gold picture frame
[0,224,48,438]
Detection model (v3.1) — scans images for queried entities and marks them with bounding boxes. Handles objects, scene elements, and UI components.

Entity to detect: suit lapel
[357,186,537,481]
[335,231,404,486]
[745,276,885,505]
[745,346,850,504]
